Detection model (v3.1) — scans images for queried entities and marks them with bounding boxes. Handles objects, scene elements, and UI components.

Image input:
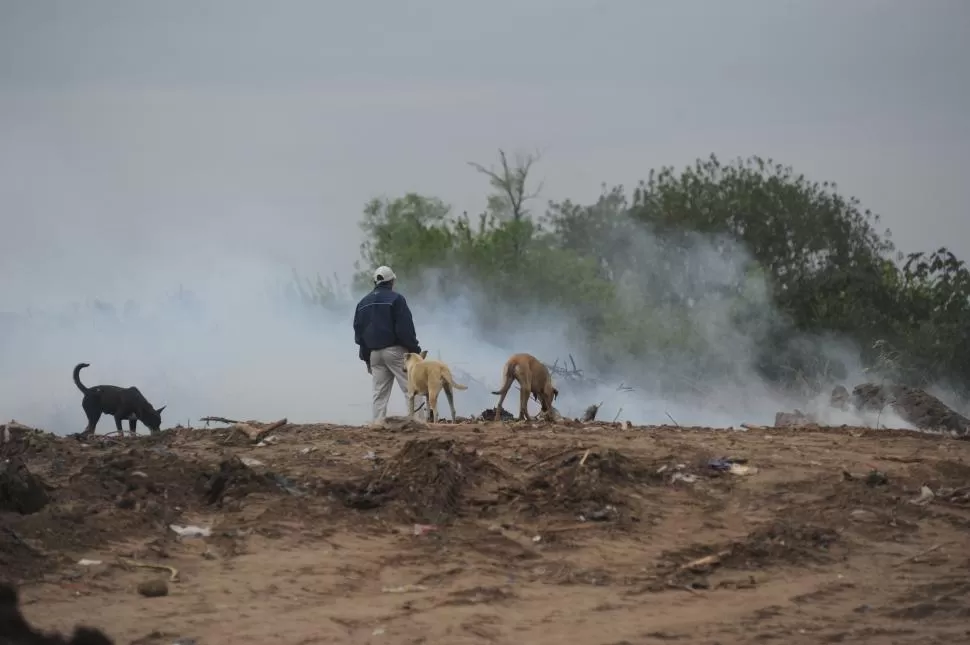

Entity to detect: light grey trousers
[370,345,426,421]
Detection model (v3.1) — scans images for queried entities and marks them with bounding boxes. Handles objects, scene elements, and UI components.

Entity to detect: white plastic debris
[910,485,935,505]
[240,457,264,467]
[77,559,102,566]
[169,524,212,538]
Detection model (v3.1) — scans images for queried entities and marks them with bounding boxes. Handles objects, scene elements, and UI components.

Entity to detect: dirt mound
[512,448,659,520]
[196,456,287,506]
[0,439,298,583]
[656,521,841,588]
[0,457,50,514]
[330,438,505,524]
[851,383,970,435]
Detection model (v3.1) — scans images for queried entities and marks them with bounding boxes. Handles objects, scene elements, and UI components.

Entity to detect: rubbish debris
[582,402,603,422]
[480,407,514,422]
[255,435,280,447]
[910,485,935,506]
[413,524,438,536]
[299,447,317,455]
[77,559,102,566]
[170,524,212,538]
[239,457,264,467]
[381,584,428,594]
[121,558,180,582]
[579,505,616,522]
[671,472,698,484]
[363,451,378,461]
[774,410,815,428]
[273,474,305,496]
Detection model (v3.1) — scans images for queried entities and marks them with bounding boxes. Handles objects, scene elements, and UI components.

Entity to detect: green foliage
[336,150,970,396]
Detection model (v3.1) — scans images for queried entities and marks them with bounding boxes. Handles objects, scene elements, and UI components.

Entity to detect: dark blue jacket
[353,284,421,362]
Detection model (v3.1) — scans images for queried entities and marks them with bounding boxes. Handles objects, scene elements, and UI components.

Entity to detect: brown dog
[404,351,469,423]
[491,353,559,422]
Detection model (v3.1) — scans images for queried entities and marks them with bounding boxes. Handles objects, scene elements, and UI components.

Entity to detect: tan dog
[491,352,559,422]
[404,350,469,423]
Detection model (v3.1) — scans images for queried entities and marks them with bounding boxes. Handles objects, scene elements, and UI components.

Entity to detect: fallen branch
[740,423,769,431]
[893,543,944,567]
[676,549,732,573]
[525,447,580,471]
[200,416,240,426]
[221,418,288,443]
[537,523,604,534]
[118,557,180,582]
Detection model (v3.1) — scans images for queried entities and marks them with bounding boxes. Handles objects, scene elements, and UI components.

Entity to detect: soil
[3,420,970,644]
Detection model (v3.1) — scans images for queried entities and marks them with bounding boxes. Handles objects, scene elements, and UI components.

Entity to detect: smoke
[0,199,927,435]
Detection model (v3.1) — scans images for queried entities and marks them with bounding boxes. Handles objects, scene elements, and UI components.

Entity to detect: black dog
[0,582,114,644]
[73,363,165,437]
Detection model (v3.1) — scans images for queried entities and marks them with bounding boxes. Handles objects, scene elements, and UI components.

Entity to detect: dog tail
[490,360,516,396]
[73,362,91,394]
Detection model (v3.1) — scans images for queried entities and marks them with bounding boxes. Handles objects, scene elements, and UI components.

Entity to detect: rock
[137,579,169,597]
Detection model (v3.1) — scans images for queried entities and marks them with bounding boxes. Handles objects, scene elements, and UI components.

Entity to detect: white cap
[373,265,397,284]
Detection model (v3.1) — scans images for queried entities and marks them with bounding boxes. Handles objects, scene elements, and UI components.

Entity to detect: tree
[333,151,970,395]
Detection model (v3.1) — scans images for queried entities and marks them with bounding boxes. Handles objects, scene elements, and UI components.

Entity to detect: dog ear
[155,405,166,415]
[420,350,428,359]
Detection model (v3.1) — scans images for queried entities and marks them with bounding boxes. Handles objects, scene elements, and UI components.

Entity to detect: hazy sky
[1,0,968,309]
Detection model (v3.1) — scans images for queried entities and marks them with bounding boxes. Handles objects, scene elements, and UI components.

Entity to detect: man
[353,265,425,422]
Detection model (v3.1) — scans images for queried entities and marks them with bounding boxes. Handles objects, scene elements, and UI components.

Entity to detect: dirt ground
[3,419,970,645]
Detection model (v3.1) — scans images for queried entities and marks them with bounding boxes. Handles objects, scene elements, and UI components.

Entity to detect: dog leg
[492,377,512,422]
[427,383,440,424]
[442,382,457,422]
[81,398,101,436]
[518,384,532,422]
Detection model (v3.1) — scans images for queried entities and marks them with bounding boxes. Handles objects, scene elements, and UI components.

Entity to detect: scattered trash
[130,471,148,478]
[136,579,169,598]
[273,474,304,496]
[381,584,428,594]
[582,402,602,422]
[363,451,378,461]
[77,559,102,566]
[372,627,386,636]
[910,485,935,506]
[255,435,280,447]
[706,457,757,475]
[865,470,889,487]
[532,535,542,543]
[850,509,878,522]
[579,505,616,522]
[239,457,264,467]
[413,524,438,536]
[299,447,317,455]
[169,524,212,538]
[671,472,698,484]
